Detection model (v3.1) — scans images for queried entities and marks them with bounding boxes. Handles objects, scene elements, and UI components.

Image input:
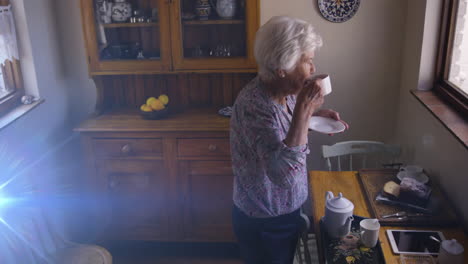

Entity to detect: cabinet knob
[208,144,217,151]
[121,144,132,155]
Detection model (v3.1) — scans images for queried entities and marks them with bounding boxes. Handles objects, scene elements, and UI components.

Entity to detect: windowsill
[411,90,468,148]
[0,99,44,131]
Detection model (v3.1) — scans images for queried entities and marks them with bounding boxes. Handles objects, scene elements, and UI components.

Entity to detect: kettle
[323,191,354,238]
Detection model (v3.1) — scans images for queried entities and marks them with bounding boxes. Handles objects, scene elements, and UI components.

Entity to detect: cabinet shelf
[81,0,258,74]
[75,108,230,132]
[183,19,245,26]
[103,22,159,28]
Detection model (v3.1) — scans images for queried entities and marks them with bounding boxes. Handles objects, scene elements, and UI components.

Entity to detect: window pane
[0,62,16,101]
[0,71,10,100]
[448,0,468,97]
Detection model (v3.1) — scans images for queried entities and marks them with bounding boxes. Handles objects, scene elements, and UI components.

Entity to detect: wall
[261,0,407,169]
[54,0,97,123]
[0,0,85,260]
[2,0,70,148]
[394,0,468,230]
[1,0,79,178]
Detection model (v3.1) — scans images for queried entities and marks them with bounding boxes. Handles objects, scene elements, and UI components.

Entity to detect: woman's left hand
[313,109,349,132]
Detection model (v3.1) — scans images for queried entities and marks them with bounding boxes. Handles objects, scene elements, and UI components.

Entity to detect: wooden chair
[42,209,113,264]
[322,141,401,171]
[0,207,112,264]
[294,211,311,264]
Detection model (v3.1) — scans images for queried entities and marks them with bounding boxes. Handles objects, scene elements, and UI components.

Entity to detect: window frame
[435,0,468,118]
[0,59,24,117]
[0,0,24,117]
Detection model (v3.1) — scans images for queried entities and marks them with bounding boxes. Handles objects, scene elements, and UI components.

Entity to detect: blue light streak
[0,134,78,263]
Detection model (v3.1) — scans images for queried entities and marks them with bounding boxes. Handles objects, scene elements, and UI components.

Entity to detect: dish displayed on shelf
[309,116,346,134]
[318,0,360,23]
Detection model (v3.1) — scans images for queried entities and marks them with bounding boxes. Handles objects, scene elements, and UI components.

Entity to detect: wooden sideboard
[77,0,260,243]
[75,108,235,242]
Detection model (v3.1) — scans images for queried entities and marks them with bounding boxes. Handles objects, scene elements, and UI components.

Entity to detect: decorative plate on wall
[318,0,360,23]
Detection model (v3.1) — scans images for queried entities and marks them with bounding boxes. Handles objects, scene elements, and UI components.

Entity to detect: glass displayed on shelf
[93,0,161,61]
[180,0,247,59]
[210,44,231,57]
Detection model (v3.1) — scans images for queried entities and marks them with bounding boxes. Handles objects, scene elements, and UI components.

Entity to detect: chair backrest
[321,141,400,171]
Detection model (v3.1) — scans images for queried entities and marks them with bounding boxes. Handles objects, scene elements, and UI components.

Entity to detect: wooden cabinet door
[95,159,169,240]
[80,0,173,74]
[179,160,235,242]
[169,0,259,71]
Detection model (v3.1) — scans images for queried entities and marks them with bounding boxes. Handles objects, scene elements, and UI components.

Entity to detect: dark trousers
[232,205,301,264]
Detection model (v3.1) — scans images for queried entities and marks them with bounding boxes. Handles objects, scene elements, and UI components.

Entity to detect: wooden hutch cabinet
[80,0,258,75]
[76,0,259,243]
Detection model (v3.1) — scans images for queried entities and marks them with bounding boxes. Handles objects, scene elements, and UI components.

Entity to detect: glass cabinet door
[82,0,172,74]
[170,0,258,71]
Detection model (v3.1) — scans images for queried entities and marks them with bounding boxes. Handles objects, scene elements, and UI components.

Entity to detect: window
[0,1,23,118]
[0,70,5,97]
[436,0,468,117]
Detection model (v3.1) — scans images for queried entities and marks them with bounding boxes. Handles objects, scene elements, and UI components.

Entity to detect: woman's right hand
[285,78,324,147]
[295,78,325,118]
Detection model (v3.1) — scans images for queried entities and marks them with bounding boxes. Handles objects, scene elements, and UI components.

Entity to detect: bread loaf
[383,181,400,198]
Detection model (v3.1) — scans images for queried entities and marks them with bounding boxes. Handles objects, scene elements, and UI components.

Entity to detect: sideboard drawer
[93,138,163,158]
[177,138,230,157]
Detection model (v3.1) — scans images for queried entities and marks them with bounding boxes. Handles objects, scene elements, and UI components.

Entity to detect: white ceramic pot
[323,191,354,238]
[210,0,236,19]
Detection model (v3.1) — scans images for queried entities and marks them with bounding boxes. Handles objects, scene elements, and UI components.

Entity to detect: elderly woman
[230,16,348,263]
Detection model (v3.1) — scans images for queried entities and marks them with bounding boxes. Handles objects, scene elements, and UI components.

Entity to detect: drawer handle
[208,144,217,151]
[121,144,132,155]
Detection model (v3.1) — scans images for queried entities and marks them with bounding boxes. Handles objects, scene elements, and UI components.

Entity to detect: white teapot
[323,191,354,238]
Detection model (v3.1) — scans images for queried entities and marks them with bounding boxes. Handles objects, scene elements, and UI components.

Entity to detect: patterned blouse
[230,76,310,218]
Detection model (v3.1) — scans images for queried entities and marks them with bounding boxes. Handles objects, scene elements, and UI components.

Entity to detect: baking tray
[358,169,458,226]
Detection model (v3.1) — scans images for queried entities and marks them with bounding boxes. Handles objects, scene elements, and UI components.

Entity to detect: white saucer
[309,116,346,134]
[397,171,429,184]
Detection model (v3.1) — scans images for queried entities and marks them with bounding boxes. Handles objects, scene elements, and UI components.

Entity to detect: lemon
[158,94,169,105]
[146,97,157,106]
[150,99,165,111]
[140,104,152,112]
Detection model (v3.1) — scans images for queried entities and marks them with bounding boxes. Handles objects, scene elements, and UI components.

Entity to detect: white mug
[360,219,380,248]
[312,74,332,95]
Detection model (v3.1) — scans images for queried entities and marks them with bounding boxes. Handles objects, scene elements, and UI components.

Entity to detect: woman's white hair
[254,16,323,82]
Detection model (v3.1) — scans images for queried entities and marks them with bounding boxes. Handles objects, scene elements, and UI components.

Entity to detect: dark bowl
[140,107,169,120]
